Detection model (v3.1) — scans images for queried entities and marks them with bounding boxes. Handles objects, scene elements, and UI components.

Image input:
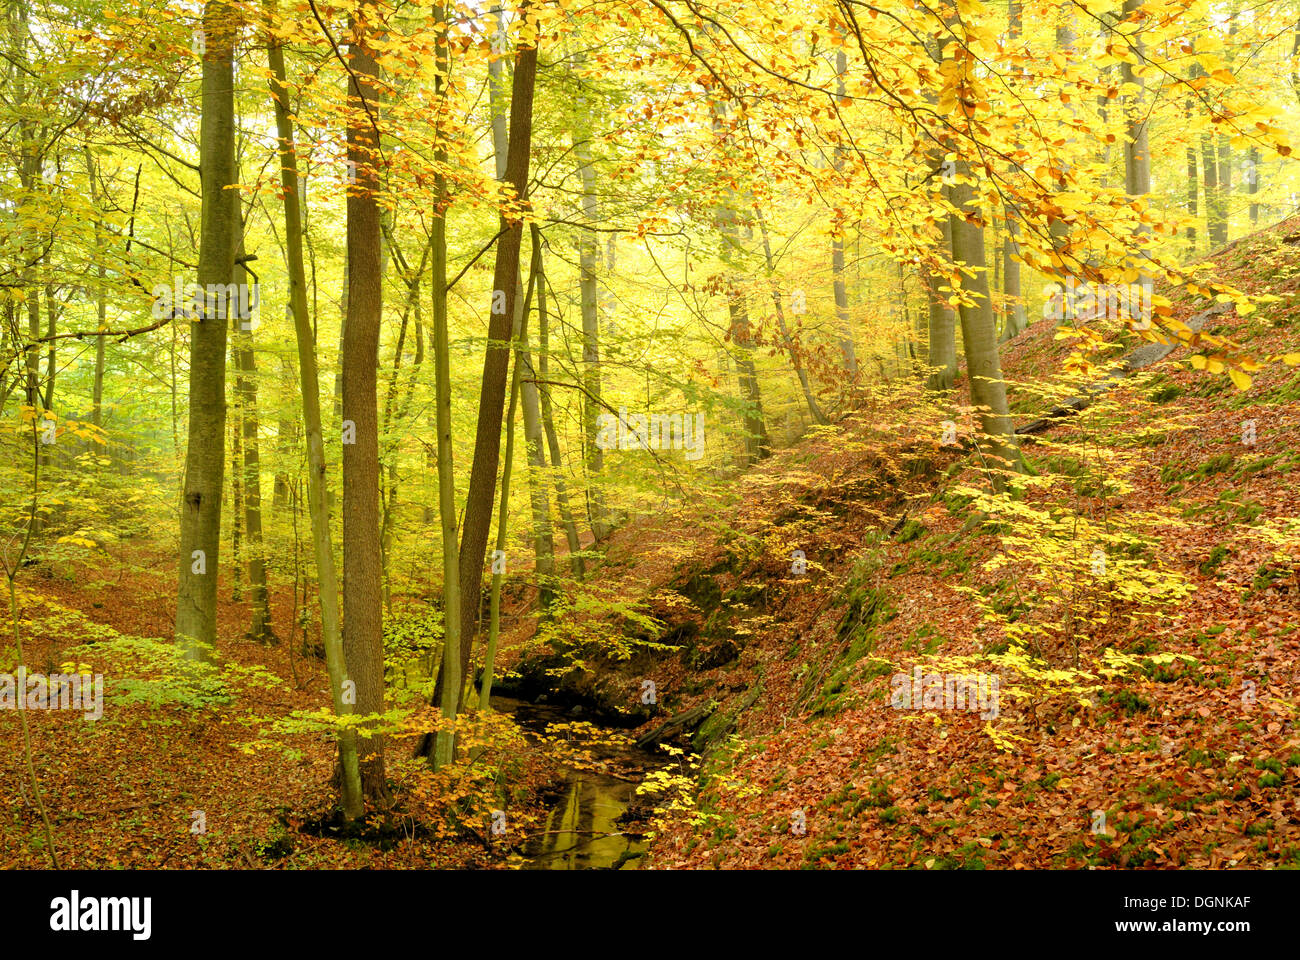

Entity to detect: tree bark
[574,91,611,543]
[266,3,363,818]
[175,0,238,661]
[233,250,273,642]
[425,30,539,748]
[533,224,586,579]
[340,0,388,801]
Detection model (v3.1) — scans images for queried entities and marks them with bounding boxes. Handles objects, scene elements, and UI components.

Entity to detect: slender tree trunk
[229,409,243,602]
[1000,0,1028,343]
[273,364,296,516]
[1122,0,1153,310]
[1217,134,1232,243]
[1185,92,1198,254]
[42,285,57,413]
[423,24,540,756]
[1248,145,1260,227]
[1048,5,1076,261]
[176,0,238,661]
[482,250,538,709]
[710,106,769,462]
[450,36,538,716]
[82,148,111,431]
[574,101,610,542]
[24,284,39,408]
[831,51,859,379]
[233,252,273,642]
[755,207,827,423]
[266,8,363,819]
[1202,130,1223,247]
[533,224,585,578]
[517,252,555,607]
[729,295,769,464]
[489,29,553,604]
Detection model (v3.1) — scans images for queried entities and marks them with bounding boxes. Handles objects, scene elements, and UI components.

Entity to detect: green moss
[1199,545,1230,577]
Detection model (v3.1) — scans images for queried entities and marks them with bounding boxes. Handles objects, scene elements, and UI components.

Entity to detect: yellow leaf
[1229,368,1252,391]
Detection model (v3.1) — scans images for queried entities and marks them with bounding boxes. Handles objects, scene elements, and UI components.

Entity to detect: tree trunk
[831,50,859,380]
[533,224,586,579]
[84,149,109,430]
[424,31,539,753]
[341,0,388,801]
[1000,0,1028,343]
[233,250,273,643]
[490,29,553,605]
[42,284,58,413]
[1185,91,1198,254]
[1217,133,1232,243]
[517,255,556,607]
[176,0,238,662]
[925,213,957,392]
[949,172,1023,482]
[1122,0,1153,310]
[482,250,539,709]
[755,207,827,423]
[267,8,364,819]
[574,99,611,543]
[1248,145,1260,227]
[229,409,243,603]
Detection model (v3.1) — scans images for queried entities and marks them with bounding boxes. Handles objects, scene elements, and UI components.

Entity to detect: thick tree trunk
[925,213,957,392]
[729,297,769,464]
[341,1,388,801]
[175,0,238,662]
[949,172,1023,482]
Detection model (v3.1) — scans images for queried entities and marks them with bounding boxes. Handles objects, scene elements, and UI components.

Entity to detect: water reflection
[523,771,642,869]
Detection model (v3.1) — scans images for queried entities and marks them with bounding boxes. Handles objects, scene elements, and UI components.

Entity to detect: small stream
[492,695,653,870]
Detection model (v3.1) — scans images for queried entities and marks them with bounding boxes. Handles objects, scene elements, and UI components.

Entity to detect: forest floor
[629,216,1300,868]
[4,217,1300,869]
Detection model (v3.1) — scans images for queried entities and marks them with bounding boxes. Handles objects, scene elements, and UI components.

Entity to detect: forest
[1,0,1299,881]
